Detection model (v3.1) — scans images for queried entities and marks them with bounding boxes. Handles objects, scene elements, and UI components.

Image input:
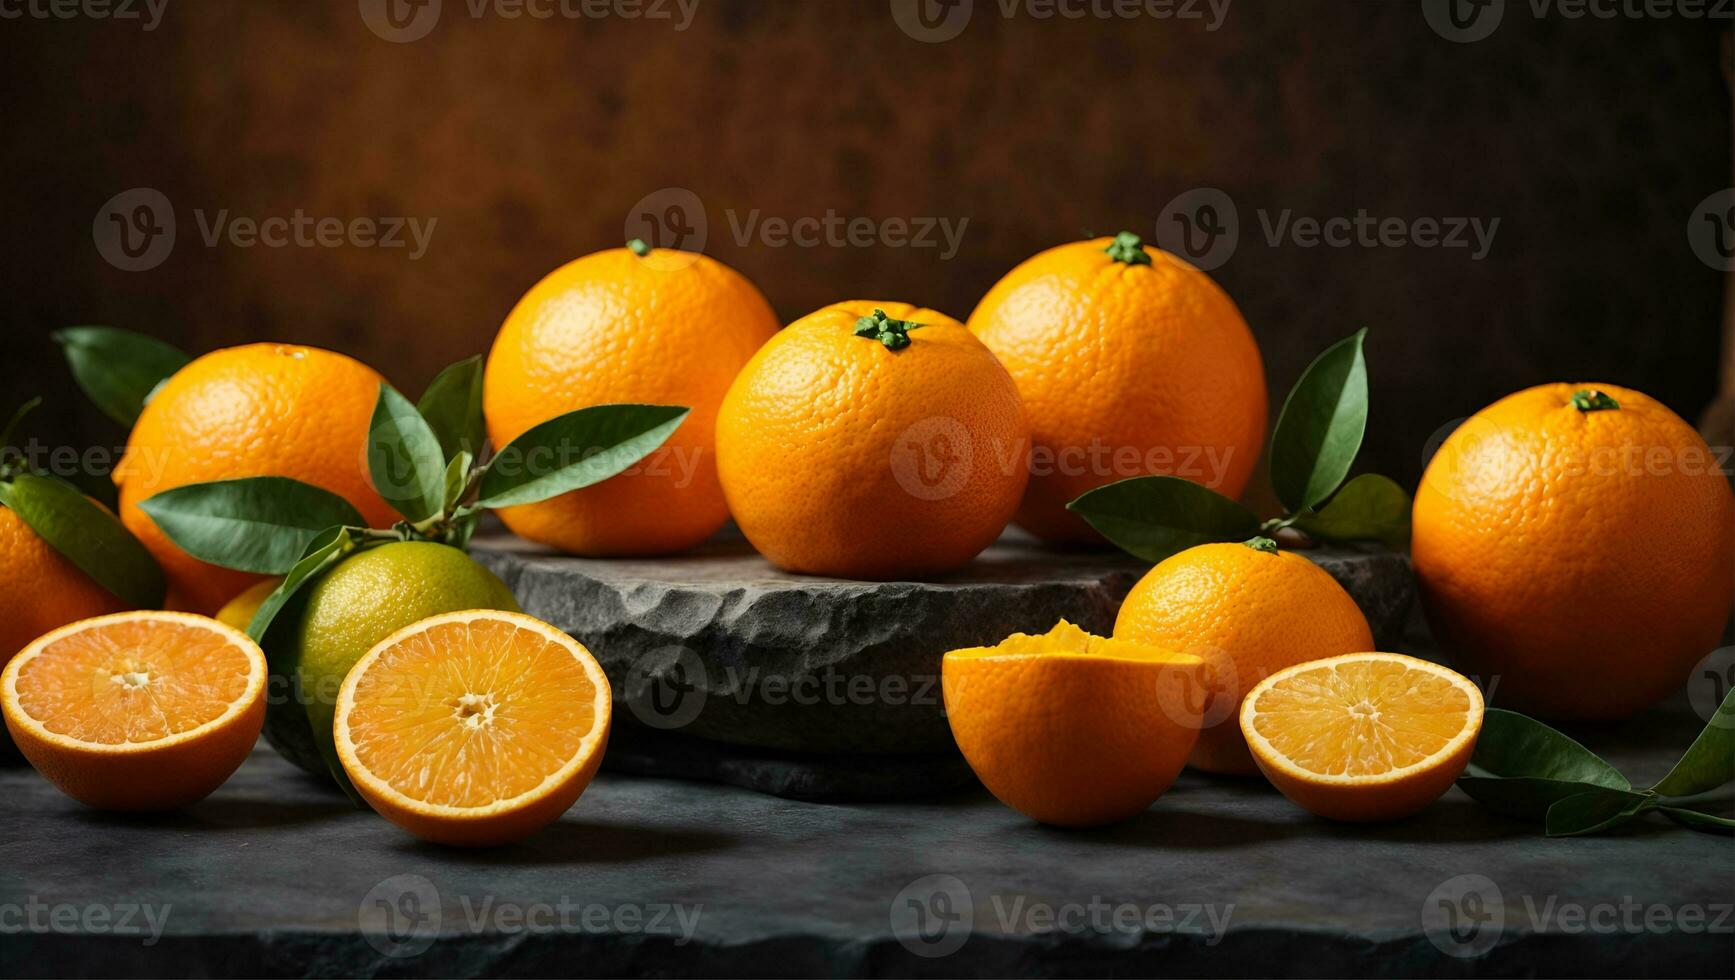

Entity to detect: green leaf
[1290,473,1412,547]
[138,477,366,574]
[246,527,356,646]
[1544,788,1654,837]
[1066,476,1260,563]
[366,384,447,524]
[1,397,42,449]
[478,404,690,509]
[54,327,190,428]
[443,451,473,512]
[1455,708,1631,820]
[1658,806,1735,833]
[0,473,164,608]
[417,356,487,462]
[1269,329,1369,513]
[1651,686,1735,798]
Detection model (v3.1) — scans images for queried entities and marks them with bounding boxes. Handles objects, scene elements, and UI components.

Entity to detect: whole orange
[1412,383,1735,720]
[968,232,1267,542]
[1114,540,1374,775]
[483,245,779,557]
[0,505,128,662]
[716,302,1028,579]
[117,344,397,614]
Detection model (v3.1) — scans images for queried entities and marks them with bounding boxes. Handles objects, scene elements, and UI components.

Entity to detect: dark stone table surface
[4,688,1730,979]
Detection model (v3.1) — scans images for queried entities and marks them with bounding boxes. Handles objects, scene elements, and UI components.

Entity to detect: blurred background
[2,0,1729,502]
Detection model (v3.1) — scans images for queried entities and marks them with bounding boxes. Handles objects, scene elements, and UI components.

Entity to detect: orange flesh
[1248,659,1473,777]
[13,620,253,744]
[948,620,1194,664]
[344,618,599,809]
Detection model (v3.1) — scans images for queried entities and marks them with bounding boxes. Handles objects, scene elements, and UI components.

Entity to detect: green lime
[278,541,518,788]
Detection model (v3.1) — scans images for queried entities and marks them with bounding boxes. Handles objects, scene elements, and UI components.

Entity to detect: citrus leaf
[54,327,190,428]
[1650,686,1735,799]
[1290,473,1412,547]
[1658,806,1735,834]
[139,477,366,574]
[1066,476,1260,563]
[1544,788,1654,837]
[366,384,447,524]
[418,356,487,462]
[247,526,356,646]
[478,404,690,509]
[443,450,473,512]
[0,472,164,608]
[1456,708,1631,820]
[1269,329,1369,513]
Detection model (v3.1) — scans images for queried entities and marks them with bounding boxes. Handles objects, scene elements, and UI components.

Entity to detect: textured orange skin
[353,730,609,848]
[968,238,1267,542]
[1412,383,1735,720]
[716,301,1028,580]
[117,344,397,614]
[1114,543,1375,774]
[483,247,779,557]
[0,507,128,665]
[942,645,1202,827]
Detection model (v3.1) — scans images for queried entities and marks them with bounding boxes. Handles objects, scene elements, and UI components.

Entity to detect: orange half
[1,611,266,810]
[334,610,612,847]
[1239,652,1484,821]
[943,620,1204,827]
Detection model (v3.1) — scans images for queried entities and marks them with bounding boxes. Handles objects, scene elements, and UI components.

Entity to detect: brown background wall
[1,0,1728,497]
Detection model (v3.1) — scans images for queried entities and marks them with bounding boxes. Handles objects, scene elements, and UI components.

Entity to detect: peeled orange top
[334,610,611,847]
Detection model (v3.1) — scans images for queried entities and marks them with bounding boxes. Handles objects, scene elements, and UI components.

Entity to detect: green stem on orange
[854,308,926,351]
[1103,231,1153,266]
[1242,536,1279,553]
[1571,389,1620,413]
[627,238,652,257]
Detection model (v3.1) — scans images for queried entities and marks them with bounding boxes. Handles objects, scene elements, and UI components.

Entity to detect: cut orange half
[1,611,266,810]
[1239,652,1484,822]
[942,620,1204,828]
[333,610,612,847]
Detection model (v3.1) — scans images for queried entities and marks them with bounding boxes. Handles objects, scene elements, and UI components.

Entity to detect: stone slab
[471,532,1414,757]
[2,691,1728,978]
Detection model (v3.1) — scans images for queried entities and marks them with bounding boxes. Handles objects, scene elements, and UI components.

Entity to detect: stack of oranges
[2,230,1729,846]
